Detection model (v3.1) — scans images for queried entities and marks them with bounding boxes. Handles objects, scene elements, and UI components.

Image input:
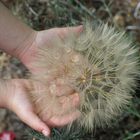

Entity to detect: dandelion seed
[29,23,140,131]
[49,83,57,95]
[65,47,72,53]
[54,52,61,60]
[70,53,81,63]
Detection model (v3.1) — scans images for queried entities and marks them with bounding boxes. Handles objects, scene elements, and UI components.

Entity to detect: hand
[0,78,80,136]
[0,79,50,136]
[16,26,83,135]
[0,2,83,136]
[19,26,83,72]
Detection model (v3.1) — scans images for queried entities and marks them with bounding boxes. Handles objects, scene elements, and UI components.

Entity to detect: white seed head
[49,83,57,95]
[29,23,140,131]
[71,54,80,63]
[65,47,72,53]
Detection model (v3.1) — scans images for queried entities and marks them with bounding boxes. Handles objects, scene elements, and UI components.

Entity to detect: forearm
[0,2,35,58]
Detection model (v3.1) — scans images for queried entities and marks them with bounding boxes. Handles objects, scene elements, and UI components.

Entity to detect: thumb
[16,109,50,137]
[57,25,83,39]
[65,25,83,34]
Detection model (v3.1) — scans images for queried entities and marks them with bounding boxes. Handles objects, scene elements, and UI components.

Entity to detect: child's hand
[0,79,50,136]
[19,26,83,72]
[12,26,82,135]
[1,79,80,136]
[30,79,80,128]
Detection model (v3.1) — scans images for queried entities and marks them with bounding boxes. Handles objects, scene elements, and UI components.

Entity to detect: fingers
[57,93,80,116]
[57,25,83,39]
[41,92,80,125]
[16,109,50,136]
[63,25,83,34]
[46,110,81,127]
[55,85,74,96]
[59,92,80,109]
[4,79,51,136]
[50,78,74,96]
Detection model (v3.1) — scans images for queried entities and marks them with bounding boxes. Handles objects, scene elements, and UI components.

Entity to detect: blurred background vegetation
[0,0,140,140]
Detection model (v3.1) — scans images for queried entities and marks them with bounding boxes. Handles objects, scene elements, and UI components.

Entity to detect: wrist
[0,2,37,60]
[15,29,37,61]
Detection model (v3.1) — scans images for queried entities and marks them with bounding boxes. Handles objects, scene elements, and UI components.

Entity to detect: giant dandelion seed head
[29,23,140,131]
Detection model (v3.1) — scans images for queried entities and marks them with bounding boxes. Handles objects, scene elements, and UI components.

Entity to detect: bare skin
[0,2,82,136]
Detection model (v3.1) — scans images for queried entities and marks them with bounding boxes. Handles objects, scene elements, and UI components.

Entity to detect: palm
[20,27,82,127]
[9,80,33,122]
[22,28,78,71]
[5,79,48,132]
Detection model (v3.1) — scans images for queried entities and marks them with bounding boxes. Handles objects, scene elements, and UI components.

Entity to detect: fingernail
[42,130,49,137]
